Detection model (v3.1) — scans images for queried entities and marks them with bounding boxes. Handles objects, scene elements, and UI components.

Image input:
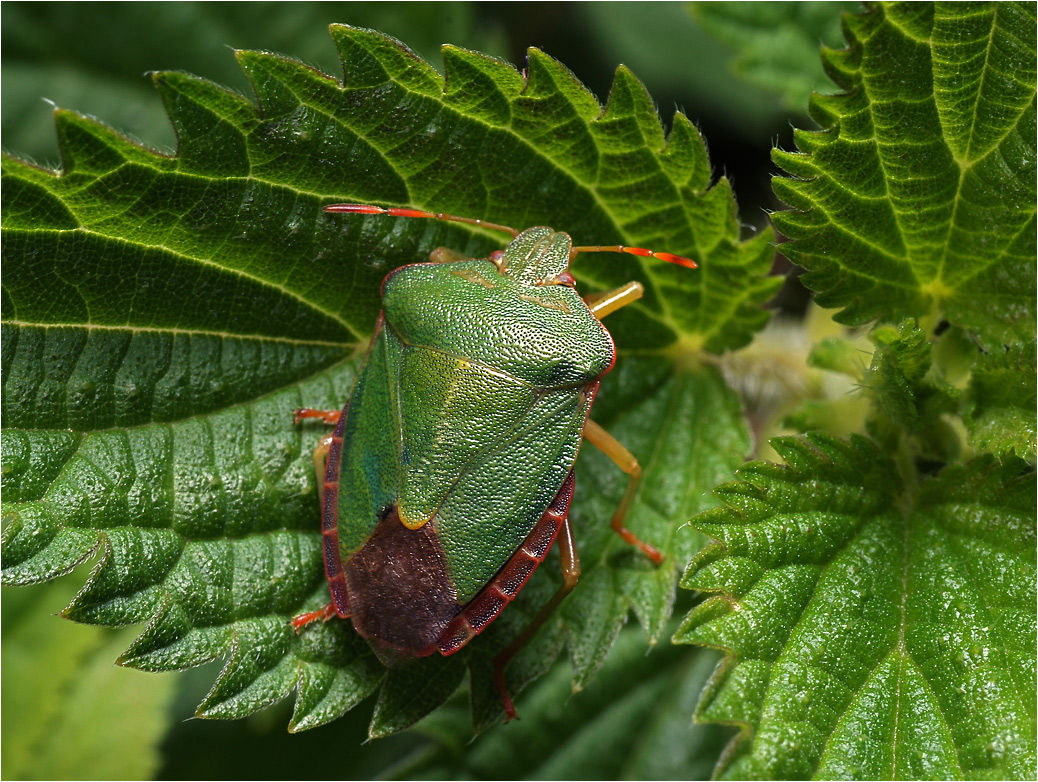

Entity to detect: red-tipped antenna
[324,203,519,238]
[570,244,697,269]
[324,204,697,269]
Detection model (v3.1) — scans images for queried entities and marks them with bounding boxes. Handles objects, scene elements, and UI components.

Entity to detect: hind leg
[493,516,582,721]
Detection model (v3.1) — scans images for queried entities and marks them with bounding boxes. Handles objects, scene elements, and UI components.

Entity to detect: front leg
[294,408,341,426]
[291,406,346,632]
[583,281,644,318]
[293,406,344,506]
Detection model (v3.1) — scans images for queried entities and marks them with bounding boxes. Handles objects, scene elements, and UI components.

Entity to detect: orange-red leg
[293,407,341,426]
[291,602,338,631]
[292,407,345,631]
[493,516,582,721]
[293,406,344,505]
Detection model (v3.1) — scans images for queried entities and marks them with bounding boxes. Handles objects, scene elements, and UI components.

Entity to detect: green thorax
[380,227,614,387]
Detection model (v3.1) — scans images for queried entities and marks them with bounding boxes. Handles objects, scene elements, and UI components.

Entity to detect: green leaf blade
[289,623,385,732]
[772,3,1037,348]
[817,653,961,780]
[932,3,1038,163]
[1,324,348,429]
[677,434,1036,779]
[153,71,254,176]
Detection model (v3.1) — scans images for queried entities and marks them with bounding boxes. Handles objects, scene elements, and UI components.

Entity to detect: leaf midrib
[9,225,359,339]
[1,320,353,349]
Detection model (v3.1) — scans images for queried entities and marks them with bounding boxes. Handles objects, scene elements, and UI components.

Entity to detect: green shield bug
[293,203,696,720]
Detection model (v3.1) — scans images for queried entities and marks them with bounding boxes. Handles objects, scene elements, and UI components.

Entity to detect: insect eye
[489,249,506,272]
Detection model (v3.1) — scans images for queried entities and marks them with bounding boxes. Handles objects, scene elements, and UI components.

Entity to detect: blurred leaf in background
[690,1,862,112]
[2,574,178,779]
[0,2,509,164]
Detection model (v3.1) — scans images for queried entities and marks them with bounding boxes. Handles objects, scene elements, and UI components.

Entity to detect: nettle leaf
[1,26,772,733]
[675,434,1037,779]
[772,3,1037,349]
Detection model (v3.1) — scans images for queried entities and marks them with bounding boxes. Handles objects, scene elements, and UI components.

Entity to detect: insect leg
[307,433,334,506]
[428,247,470,263]
[290,602,337,631]
[292,414,351,632]
[293,408,342,426]
[585,281,644,318]
[582,419,664,565]
[430,247,506,266]
[288,435,338,632]
[294,406,347,504]
[493,516,582,722]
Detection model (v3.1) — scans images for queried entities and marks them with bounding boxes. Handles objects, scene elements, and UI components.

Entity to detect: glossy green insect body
[295,204,695,718]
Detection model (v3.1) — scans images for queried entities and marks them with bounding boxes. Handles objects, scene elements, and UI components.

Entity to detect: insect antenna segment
[324,203,519,238]
[570,244,698,269]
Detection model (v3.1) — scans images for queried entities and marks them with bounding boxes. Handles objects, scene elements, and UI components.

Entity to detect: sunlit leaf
[773,3,1037,348]
[676,434,1036,779]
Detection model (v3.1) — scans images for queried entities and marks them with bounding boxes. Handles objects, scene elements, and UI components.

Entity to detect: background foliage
[2,2,1034,780]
